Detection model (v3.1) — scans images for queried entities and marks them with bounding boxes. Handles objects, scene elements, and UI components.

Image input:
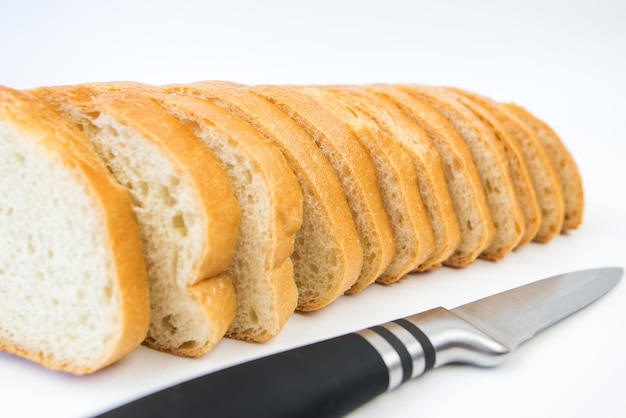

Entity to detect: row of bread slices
[0,82,583,374]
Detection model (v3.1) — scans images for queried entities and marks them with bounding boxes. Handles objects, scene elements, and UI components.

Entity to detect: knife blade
[95,267,622,418]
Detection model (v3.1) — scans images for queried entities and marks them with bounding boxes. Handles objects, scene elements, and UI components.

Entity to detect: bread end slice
[0,86,150,374]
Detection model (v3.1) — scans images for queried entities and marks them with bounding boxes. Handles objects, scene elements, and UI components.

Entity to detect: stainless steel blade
[451,267,623,351]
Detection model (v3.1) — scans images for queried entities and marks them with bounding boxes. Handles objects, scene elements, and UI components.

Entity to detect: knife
[95,267,622,418]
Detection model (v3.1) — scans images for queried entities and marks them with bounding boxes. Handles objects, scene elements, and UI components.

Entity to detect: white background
[1,1,625,417]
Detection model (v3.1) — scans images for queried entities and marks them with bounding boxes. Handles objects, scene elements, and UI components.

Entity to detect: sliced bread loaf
[452,90,565,242]
[162,82,362,310]
[249,85,396,293]
[449,90,541,247]
[402,85,525,260]
[299,86,435,282]
[366,85,494,267]
[134,88,303,342]
[0,86,150,373]
[501,103,583,231]
[30,84,241,356]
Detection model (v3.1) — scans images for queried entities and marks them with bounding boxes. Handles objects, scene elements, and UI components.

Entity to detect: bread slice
[501,103,583,231]
[366,85,494,267]
[401,85,525,260]
[30,84,241,356]
[299,86,436,281]
[129,88,303,342]
[161,82,362,310]
[249,85,395,293]
[448,89,541,247]
[452,90,565,242]
[0,86,150,374]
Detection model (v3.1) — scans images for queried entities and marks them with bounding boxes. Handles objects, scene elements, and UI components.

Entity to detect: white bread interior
[0,86,150,373]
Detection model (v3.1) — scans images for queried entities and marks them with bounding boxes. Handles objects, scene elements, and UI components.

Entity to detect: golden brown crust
[299,86,435,282]
[163,81,362,310]
[502,103,584,231]
[401,85,525,260]
[30,83,241,356]
[367,85,495,267]
[449,90,541,247]
[249,85,395,293]
[0,86,150,373]
[187,273,238,345]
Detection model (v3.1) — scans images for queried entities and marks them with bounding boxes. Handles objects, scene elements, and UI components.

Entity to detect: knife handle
[96,308,508,418]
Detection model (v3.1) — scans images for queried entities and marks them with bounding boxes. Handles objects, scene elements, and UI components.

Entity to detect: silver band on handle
[355,328,403,390]
[355,319,431,391]
[383,321,427,379]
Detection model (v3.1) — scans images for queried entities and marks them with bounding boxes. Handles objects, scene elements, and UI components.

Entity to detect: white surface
[1,1,625,417]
